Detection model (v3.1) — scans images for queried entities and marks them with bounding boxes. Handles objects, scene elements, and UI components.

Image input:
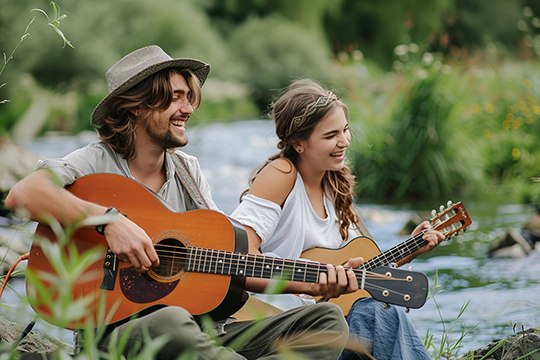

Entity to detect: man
[6,45,353,359]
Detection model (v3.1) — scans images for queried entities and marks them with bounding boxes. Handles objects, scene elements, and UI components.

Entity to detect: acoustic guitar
[301,201,472,315]
[27,173,430,329]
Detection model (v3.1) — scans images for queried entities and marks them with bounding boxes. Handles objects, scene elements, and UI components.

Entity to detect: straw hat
[91,45,211,128]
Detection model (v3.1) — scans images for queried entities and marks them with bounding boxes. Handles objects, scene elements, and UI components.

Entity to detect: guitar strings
[149,246,407,283]
[147,246,421,302]
[364,208,463,270]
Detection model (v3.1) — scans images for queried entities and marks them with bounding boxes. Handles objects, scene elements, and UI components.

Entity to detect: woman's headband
[286,91,339,138]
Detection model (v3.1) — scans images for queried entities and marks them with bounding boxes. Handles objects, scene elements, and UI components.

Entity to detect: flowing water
[2,119,540,355]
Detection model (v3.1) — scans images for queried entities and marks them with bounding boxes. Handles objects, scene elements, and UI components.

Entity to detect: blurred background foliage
[1,0,540,204]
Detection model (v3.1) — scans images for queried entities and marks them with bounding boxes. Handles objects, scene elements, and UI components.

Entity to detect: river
[2,119,540,356]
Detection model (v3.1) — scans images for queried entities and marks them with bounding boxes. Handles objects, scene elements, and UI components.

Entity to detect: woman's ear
[292,142,304,154]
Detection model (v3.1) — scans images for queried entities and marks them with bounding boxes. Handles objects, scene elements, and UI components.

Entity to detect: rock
[0,314,70,356]
[488,227,533,259]
[0,137,40,195]
[458,327,540,360]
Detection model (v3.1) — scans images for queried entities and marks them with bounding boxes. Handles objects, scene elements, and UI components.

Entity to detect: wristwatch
[95,206,120,235]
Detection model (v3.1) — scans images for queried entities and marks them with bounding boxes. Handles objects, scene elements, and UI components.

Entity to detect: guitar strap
[171,153,210,210]
[355,212,373,239]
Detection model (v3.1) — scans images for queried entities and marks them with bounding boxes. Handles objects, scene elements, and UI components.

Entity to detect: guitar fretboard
[361,233,427,271]
[187,246,322,283]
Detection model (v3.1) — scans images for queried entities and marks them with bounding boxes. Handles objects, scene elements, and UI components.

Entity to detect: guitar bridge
[100,248,119,290]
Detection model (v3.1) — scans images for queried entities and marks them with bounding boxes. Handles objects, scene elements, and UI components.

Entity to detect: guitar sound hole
[152,238,186,278]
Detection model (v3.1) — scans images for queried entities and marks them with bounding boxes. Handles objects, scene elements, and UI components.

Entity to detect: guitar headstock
[362,266,428,309]
[430,201,471,238]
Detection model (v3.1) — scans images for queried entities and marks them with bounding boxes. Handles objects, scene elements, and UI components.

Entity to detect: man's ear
[129,107,140,116]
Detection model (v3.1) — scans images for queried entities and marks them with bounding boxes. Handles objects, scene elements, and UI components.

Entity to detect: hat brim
[91,58,210,128]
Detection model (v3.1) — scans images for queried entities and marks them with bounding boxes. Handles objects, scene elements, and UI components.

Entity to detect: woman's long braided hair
[246,79,359,240]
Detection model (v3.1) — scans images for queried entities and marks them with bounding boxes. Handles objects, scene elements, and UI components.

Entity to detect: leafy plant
[1,2,73,105]
[423,271,479,359]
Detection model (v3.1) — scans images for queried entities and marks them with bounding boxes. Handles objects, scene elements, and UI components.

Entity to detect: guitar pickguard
[120,267,179,303]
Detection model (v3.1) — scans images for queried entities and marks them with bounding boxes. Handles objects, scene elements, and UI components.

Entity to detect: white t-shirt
[231,172,361,310]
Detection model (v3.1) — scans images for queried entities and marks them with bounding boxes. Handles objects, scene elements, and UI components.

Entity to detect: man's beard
[147,123,188,150]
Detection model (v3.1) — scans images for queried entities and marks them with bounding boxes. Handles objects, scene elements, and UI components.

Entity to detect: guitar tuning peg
[405,308,410,313]
[431,209,437,218]
[439,205,445,213]
[447,200,453,208]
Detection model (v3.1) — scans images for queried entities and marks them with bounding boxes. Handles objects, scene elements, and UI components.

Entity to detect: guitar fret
[273,258,285,279]
[304,262,320,283]
[253,255,263,278]
[289,260,302,282]
[238,254,247,276]
[187,247,193,272]
[262,257,273,279]
[244,254,255,277]
[191,247,201,272]
[225,250,233,275]
[205,248,212,273]
[210,249,217,274]
[217,249,224,274]
[283,260,294,281]
[251,254,256,278]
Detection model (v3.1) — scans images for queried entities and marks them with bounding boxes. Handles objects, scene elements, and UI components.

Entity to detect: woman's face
[297,106,351,173]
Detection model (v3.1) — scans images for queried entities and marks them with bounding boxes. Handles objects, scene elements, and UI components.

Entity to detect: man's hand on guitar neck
[102,214,160,273]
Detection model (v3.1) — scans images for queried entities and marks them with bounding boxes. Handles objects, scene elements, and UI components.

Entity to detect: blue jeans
[339,298,432,360]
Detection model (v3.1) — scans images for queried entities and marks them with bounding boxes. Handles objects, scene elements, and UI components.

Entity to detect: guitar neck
[187,246,322,283]
[361,233,427,271]
[183,246,428,309]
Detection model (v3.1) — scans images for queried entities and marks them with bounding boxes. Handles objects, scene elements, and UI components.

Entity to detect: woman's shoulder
[249,158,298,207]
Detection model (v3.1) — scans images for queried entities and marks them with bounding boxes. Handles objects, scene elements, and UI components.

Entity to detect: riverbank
[0,312,537,359]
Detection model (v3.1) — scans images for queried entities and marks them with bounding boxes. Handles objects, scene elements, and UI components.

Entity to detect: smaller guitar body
[302,201,472,315]
[301,237,381,315]
[26,174,432,330]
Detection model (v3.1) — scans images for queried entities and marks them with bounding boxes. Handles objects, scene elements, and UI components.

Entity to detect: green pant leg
[99,306,245,360]
[221,302,349,360]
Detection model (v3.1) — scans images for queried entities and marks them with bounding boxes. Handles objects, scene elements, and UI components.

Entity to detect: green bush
[346,49,540,203]
[229,15,334,109]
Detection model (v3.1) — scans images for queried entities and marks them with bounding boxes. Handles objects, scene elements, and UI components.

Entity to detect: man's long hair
[97,68,201,160]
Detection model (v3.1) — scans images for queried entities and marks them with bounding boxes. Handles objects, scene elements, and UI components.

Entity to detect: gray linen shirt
[36,140,219,212]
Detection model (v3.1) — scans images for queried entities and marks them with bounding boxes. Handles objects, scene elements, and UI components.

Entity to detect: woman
[231,79,445,360]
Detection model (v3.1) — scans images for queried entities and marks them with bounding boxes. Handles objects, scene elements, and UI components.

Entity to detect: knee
[144,307,210,351]
[313,302,349,333]
[142,306,198,339]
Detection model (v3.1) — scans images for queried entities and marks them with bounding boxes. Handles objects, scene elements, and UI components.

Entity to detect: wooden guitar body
[27,174,247,329]
[301,236,382,315]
